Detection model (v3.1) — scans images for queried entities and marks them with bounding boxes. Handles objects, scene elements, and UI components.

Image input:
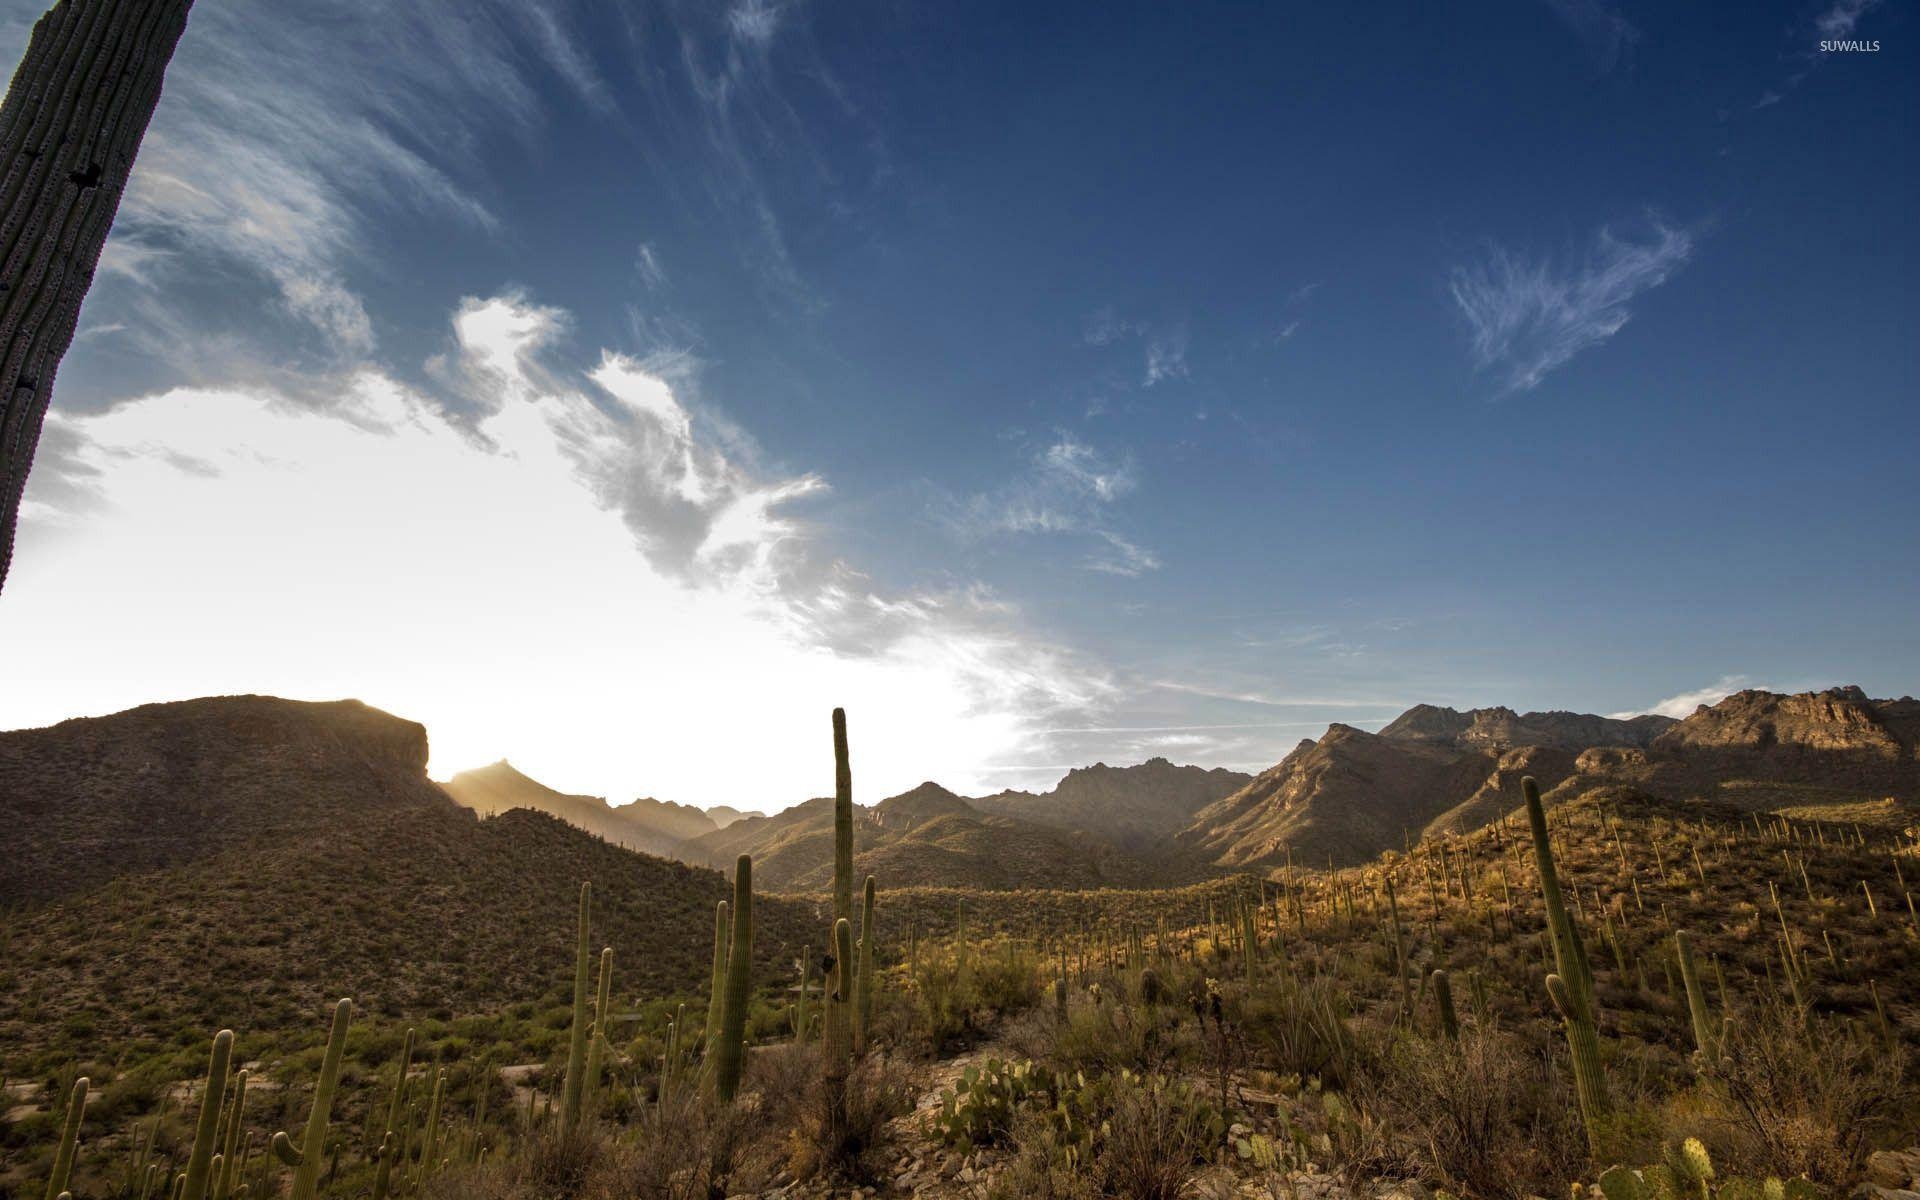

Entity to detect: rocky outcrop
[1379,704,1673,751]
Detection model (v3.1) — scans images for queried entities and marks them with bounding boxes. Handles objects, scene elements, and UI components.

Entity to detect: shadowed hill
[0,697,826,1069]
[0,696,448,906]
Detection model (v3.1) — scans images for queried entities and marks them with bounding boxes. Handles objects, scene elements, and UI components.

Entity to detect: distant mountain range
[5,686,1913,912]
[438,760,744,859]
[1183,687,1920,867]
[676,779,1206,892]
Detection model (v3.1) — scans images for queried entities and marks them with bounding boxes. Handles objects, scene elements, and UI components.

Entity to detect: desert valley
[2,686,1917,1198]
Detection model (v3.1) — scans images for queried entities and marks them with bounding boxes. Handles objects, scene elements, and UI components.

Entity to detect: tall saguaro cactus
[1674,929,1720,1069]
[561,882,592,1135]
[712,854,754,1103]
[271,998,352,1200]
[1523,776,1609,1148]
[0,0,195,592]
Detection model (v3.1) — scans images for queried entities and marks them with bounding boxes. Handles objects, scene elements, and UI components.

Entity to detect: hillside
[0,698,825,1068]
[680,781,1184,891]
[0,696,448,906]
[970,756,1251,849]
[438,760,725,858]
[1181,687,1920,869]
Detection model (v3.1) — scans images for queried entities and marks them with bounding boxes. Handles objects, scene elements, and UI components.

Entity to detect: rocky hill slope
[0,696,448,906]
[970,757,1251,850]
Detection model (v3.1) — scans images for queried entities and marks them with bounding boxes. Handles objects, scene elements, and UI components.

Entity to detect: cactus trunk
[833,707,855,928]
[42,1075,86,1200]
[0,0,196,592]
[181,1030,233,1200]
[1524,777,1609,1149]
[584,946,613,1118]
[561,882,592,1135]
[1675,930,1719,1069]
[712,854,754,1103]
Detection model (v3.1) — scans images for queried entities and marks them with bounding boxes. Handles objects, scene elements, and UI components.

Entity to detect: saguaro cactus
[561,882,592,1135]
[1431,969,1459,1041]
[0,0,196,592]
[712,854,754,1102]
[271,998,351,1200]
[1674,929,1719,1068]
[1524,776,1609,1148]
[181,1030,233,1200]
[43,1075,86,1200]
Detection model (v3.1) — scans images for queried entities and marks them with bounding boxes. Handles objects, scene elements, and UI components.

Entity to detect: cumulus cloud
[6,294,1115,805]
[1450,215,1694,392]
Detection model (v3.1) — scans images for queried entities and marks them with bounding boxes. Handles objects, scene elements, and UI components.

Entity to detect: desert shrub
[1034,995,1184,1078]
[1704,998,1910,1187]
[1097,1072,1225,1200]
[784,1054,913,1184]
[1361,1026,1585,1198]
[1237,973,1361,1088]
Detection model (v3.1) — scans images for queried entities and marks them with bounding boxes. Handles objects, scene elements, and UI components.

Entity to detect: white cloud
[1816,0,1881,38]
[941,434,1158,576]
[2,295,1114,807]
[1082,307,1190,388]
[1607,675,1766,720]
[1450,216,1694,392]
[1143,326,1190,387]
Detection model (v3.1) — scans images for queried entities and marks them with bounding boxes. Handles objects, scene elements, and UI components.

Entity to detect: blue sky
[0,0,1913,806]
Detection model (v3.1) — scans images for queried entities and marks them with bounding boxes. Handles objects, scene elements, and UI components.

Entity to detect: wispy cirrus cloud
[1539,0,1640,74]
[1450,215,1694,393]
[1816,0,1882,38]
[60,0,626,381]
[1083,306,1190,388]
[938,434,1160,576]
